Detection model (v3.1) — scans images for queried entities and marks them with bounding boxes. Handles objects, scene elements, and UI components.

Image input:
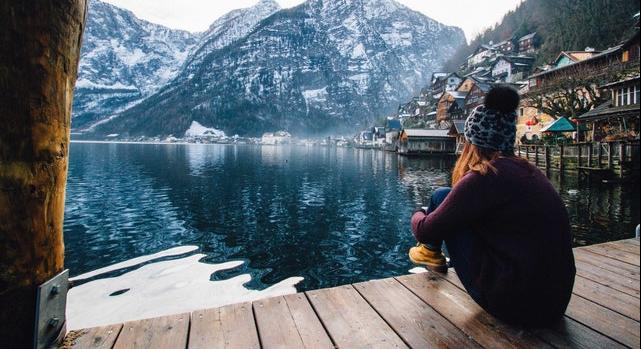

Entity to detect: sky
[102,0,524,42]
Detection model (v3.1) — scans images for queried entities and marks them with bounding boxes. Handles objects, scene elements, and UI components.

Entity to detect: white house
[261,131,292,145]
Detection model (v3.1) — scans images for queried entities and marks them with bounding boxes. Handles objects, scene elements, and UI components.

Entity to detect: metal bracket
[34,270,69,349]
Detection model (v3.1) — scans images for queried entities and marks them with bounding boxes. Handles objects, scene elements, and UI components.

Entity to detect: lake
[63,142,640,329]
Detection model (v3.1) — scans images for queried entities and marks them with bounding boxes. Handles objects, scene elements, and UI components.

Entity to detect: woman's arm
[411,172,499,243]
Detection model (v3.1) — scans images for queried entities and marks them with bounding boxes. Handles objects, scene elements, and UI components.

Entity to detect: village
[354,13,640,178]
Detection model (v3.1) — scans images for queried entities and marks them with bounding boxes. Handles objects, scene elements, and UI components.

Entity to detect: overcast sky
[102,0,524,42]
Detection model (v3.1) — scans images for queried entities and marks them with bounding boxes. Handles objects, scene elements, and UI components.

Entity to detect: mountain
[92,0,465,138]
[72,0,199,131]
[443,0,640,71]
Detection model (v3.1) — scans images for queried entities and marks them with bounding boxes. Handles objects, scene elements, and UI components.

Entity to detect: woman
[409,85,576,326]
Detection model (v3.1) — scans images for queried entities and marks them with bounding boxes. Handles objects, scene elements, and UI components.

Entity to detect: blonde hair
[452,142,502,185]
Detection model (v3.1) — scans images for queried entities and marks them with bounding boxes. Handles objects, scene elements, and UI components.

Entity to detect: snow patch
[185,121,226,138]
[66,248,303,330]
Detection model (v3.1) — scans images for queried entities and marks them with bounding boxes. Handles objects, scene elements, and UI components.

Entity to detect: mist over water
[63,142,639,327]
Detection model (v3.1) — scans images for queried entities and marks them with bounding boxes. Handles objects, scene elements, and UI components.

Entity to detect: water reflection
[65,143,639,307]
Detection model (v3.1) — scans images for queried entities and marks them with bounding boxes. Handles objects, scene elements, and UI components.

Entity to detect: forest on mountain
[443,0,640,71]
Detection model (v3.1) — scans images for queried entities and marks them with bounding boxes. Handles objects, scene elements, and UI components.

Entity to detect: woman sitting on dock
[409,85,576,326]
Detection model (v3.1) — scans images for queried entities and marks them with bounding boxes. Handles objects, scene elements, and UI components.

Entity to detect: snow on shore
[66,247,303,330]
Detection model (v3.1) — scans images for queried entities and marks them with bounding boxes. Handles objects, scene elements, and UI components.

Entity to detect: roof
[529,45,623,79]
[449,121,466,134]
[402,129,452,138]
[553,51,600,66]
[448,91,468,99]
[576,101,641,121]
[600,75,640,89]
[519,32,537,41]
[540,117,577,132]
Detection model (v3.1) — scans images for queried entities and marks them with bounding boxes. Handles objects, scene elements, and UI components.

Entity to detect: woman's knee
[430,187,452,208]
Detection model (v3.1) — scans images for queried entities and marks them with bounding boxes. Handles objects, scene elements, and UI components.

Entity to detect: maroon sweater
[412,157,576,324]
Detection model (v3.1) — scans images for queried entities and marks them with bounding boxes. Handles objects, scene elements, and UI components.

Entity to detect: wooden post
[559,145,565,172]
[587,143,593,168]
[577,144,583,168]
[608,143,613,169]
[619,142,626,178]
[598,143,603,168]
[0,1,87,347]
[525,146,530,160]
[545,146,551,171]
[535,146,539,166]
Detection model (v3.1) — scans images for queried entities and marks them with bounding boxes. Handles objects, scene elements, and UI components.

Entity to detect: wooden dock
[64,239,640,348]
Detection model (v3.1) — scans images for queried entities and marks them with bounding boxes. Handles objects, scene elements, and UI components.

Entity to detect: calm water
[64,142,640,292]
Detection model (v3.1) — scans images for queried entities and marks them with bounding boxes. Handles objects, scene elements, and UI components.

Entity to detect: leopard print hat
[464,105,517,152]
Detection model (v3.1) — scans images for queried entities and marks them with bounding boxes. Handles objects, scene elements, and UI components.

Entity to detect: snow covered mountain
[72,0,199,131]
[87,0,466,137]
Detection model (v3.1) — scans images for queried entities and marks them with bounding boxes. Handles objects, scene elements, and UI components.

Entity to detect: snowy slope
[72,0,199,131]
[91,0,466,137]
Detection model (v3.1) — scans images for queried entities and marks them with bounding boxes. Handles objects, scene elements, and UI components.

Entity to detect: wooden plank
[354,278,480,348]
[396,273,551,349]
[574,249,640,280]
[306,285,408,348]
[575,259,640,298]
[254,295,332,349]
[113,313,189,349]
[532,317,628,349]
[572,275,640,321]
[70,324,123,348]
[629,239,640,246]
[583,244,640,266]
[605,240,641,255]
[566,295,640,348]
[283,293,334,349]
[437,271,627,349]
[189,303,259,349]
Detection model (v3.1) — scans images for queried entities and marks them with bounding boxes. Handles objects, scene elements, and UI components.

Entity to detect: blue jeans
[424,187,485,307]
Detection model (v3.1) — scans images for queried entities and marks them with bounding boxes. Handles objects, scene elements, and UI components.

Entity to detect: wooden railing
[516,140,640,178]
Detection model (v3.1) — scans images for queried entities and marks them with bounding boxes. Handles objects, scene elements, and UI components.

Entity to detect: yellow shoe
[409,243,448,273]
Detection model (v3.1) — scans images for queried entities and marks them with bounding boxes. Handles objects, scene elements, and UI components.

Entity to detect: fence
[516,140,640,178]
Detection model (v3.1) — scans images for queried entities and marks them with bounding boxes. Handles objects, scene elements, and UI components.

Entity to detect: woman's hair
[452,142,519,185]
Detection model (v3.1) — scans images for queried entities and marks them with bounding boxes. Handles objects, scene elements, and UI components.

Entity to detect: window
[635,85,640,105]
[618,88,624,106]
[622,50,630,62]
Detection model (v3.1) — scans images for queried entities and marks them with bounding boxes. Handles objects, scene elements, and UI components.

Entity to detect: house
[436,91,468,123]
[491,56,535,83]
[576,76,640,142]
[463,79,492,114]
[432,72,463,95]
[467,44,496,68]
[518,33,537,54]
[261,131,292,145]
[552,50,600,69]
[384,118,403,151]
[398,129,456,155]
[373,126,387,147]
[448,121,467,154]
[493,39,516,54]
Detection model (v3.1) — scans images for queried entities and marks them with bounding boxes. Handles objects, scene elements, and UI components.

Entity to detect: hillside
[90,0,465,138]
[443,0,640,71]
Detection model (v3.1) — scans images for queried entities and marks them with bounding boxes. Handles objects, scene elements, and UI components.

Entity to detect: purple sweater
[412,157,576,322]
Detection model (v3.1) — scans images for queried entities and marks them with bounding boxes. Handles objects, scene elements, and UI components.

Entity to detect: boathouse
[398,129,455,155]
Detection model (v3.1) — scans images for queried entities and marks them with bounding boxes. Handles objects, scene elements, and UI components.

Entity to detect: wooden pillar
[545,146,551,171]
[526,146,530,160]
[608,143,613,169]
[535,146,539,166]
[598,142,603,168]
[559,145,565,172]
[619,142,626,178]
[587,143,593,168]
[577,144,583,168]
[0,1,87,347]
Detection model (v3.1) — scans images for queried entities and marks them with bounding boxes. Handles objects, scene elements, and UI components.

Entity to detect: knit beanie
[464,85,519,152]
